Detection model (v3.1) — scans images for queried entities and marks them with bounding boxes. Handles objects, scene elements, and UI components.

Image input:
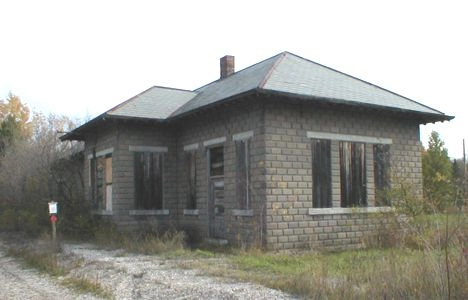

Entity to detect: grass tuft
[63,276,113,299]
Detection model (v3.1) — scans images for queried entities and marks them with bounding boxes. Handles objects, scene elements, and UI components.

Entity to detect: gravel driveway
[0,239,295,299]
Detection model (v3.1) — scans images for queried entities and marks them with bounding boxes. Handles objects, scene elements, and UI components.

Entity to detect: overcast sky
[1,0,466,157]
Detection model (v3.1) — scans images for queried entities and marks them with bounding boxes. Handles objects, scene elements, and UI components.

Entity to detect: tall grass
[228,246,467,299]
[93,222,187,256]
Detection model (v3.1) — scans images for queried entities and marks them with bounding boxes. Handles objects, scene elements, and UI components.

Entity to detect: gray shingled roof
[61,51,452,141]
[260,52,443,115]
[170,54,279,116]
[108,86,196,120]
[171,52,448,118]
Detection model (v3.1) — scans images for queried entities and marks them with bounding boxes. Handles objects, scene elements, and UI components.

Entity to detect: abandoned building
[61,51,452,250]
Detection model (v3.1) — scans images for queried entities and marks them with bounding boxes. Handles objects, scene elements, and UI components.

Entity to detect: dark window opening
[209,146,224,177]
[235,139,250,209]
[311,139,332,208]
[374,144,391,206]
[90,156,97,205]
[340,142,367,207]
[185,151,197,209]
[134,152,163,210]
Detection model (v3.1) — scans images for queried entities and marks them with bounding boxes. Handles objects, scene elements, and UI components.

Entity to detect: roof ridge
[108,85,196,114]
[258,52,287,89]
[107,86,156,114]
[193,52,287,92]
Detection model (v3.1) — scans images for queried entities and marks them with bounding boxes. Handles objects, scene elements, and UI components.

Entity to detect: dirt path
[62,243,294,299]
[0,242,99,300]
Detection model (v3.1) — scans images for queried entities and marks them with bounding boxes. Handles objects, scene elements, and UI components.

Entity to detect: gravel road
[0,239,295,300]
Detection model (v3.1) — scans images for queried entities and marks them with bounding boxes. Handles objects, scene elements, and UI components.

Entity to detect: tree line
[0,93,92,236]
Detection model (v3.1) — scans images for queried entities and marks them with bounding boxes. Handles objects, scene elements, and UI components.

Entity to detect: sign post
[48,202,58,248]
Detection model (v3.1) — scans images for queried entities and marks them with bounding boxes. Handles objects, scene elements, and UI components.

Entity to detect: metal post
[52,221,57,245]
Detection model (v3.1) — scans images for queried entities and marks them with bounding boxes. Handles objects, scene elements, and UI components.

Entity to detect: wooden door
[207,146,225,239]
[209,177,225,238]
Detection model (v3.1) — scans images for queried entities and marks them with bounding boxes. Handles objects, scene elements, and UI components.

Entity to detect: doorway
[207,146,225,238]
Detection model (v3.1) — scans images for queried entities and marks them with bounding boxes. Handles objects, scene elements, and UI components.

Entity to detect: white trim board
[183,143,199,151]
[232,130,254,141]
[129,145,168,153]
[307,131,392,144]
[87,147,114,159]
[203,137,226,147]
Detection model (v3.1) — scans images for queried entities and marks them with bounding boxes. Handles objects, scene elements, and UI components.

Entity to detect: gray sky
[1,0,466,157]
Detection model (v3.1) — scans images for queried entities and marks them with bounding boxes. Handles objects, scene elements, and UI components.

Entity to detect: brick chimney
[220,55,235,78]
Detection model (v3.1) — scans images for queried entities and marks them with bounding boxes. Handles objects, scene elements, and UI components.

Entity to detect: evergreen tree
[422,131,455,211]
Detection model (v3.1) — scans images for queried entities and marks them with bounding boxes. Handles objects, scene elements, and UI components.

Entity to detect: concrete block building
[62,52,452,250]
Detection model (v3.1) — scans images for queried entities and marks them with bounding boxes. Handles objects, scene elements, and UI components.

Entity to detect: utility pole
[463,139,466,196]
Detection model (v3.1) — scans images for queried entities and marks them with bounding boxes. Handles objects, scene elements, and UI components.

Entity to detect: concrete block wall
[83,120,178,230]
[112,121,177,230]
[297,212,395,249]
[175,98,266,246]
[263,99,423,250]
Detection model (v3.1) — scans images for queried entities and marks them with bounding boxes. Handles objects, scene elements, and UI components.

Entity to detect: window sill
[129,209,169,216]
[308,207,393,215]
[183,209,199,216]
[232,209,254,217]
[92,210,113,216]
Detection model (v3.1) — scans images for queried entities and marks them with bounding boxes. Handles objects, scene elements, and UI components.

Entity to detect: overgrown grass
[226,247,467,299]
[93,222,189,256]
[182,211,467,299]
[7,246,67,277]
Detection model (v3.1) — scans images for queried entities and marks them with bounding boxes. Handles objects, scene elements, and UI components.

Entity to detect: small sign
[48,202,58,214]
[50,215,58,223]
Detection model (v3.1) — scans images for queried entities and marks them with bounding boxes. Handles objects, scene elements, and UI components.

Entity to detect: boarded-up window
[134,152,163,210]
[90,154,112,210]
[209,146,224,177]
[374,144,391,206]
[311,139,332,208]
[236,139,250,209]
[340,142,367,207]
[185,151,197,209]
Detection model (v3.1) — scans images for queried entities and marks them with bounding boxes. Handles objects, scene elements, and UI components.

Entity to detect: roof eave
[257,89,454,124]
[60,113,107,141]
[60,113,166,141]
